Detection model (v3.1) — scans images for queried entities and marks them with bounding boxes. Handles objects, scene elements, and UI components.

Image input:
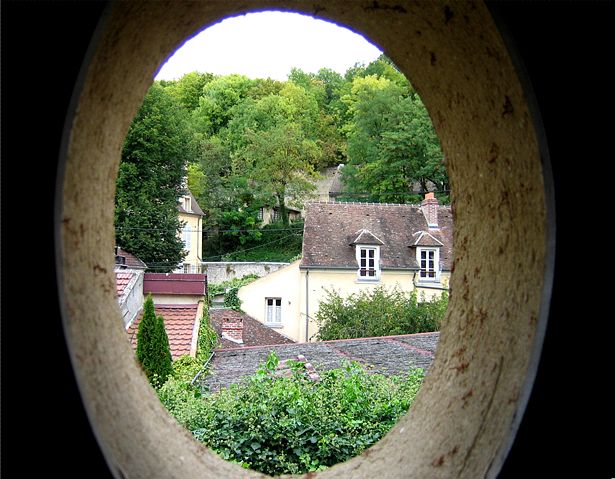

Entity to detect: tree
[340,73,447,203]
[136,294,173,388]
[162,71,215,111]
[115,82,192,271]
[192,74,255,135]
[236,122,321,226]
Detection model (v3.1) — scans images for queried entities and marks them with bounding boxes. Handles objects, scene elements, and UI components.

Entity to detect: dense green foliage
[217,220,304,262]
[136,295,173,388]
[116,56,447,262]
[339,60,448,203]
[315,286,448,340]
[115,83,191,270]
[196,307,219,360]
[158,351,424,476]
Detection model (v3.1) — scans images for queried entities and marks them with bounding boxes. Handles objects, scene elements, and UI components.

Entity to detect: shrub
[136,294,173,389]
[196,307,218,360]
[207,274,260,309]
[315,286,448,340]
[159,351,424,476]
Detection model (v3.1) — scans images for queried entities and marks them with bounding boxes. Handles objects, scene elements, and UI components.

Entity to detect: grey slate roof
[300,202,453,271]
[178,191,205,216]
[351,228,385,245]
[200,332,439,392]
[412,231,445,247]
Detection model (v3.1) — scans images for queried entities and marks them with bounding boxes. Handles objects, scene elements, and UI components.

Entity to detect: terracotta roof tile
[127,304,198,360]
[115,272,133,298]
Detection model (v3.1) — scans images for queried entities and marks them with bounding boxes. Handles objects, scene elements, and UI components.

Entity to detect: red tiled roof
[127,304,199,360]
[143,273,206,296]
[209,309,295,349]
[115,271,133,298]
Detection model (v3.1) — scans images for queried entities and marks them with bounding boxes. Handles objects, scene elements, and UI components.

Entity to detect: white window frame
[356,245,380,281]
[265,297,282,325]
[417,247,440,282]
[182,224,191,250]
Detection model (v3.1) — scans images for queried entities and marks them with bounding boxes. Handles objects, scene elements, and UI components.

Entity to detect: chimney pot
[221,313,243,344]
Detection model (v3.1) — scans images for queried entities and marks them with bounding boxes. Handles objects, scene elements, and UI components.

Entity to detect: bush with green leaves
[136,294,173,389]
[207,274,260,309]
[315,286,448,340]
[158,351,424,476]
[196,307,218,360]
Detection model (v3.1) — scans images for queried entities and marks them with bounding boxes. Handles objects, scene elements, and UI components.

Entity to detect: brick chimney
[420,192,439,228]
[221,313,243,344]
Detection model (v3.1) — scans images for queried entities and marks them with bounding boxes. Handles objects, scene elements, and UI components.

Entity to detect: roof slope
[115,247,147,270]
[300,202,453,271]
[209,309,295,349]
[178,191,205,216]
[201,332,439,392]
[127,304,199,360]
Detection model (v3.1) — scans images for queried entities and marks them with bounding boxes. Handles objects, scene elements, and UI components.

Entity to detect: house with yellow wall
[238,194,453,342]
[177,191,204,273]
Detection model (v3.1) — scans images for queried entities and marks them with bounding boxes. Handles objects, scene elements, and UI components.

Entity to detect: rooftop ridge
[305,200,452,209]
[306,201,419,207]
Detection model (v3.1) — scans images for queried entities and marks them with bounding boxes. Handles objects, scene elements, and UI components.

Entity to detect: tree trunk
[277,192,290,227]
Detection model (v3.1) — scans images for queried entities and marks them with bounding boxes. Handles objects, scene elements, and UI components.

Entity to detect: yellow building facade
[177,192,204,273]
[238,197,453,343]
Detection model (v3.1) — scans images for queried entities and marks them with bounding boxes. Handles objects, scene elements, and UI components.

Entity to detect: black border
[2,2,611,476]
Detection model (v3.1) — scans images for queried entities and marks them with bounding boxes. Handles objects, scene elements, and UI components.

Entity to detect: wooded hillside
[115,55,448,266]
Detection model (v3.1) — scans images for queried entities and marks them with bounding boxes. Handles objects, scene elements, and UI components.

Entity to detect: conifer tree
[136,295,173,388]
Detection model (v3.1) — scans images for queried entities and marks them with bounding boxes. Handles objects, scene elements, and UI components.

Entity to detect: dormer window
[411,231,443,283]
[351,228,384,282]
[182,195,191,212]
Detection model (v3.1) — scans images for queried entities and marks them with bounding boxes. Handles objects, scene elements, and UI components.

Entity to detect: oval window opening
[59,3,551,479]
[114,10,451,477]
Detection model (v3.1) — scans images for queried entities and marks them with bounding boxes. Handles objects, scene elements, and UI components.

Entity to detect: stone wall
[201,261,289,284]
